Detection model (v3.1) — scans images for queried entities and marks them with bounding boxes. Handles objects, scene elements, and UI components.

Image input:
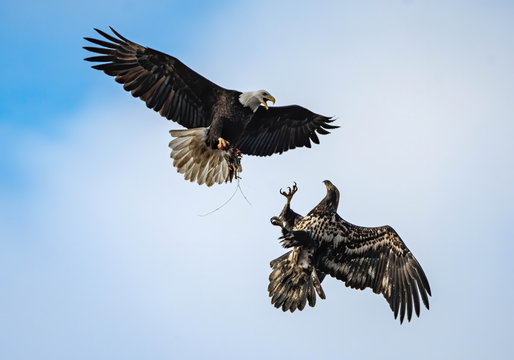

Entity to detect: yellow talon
[279,182,298,201]
[217,137,230,150]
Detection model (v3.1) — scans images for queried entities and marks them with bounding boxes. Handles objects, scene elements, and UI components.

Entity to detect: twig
[198,178,251,217]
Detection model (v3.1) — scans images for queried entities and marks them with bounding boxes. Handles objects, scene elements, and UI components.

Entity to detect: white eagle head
[239,90,276,112]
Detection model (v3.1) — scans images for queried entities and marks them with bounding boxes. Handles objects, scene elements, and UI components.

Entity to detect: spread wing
[84,27,224,128]
[235,105,337,156]
[316,216,431,323]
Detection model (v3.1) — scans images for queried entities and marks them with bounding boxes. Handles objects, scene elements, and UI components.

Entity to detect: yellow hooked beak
[323,180,334,190]
[262,95,276,110]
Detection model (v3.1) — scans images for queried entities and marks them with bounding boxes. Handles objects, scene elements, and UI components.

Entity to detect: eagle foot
[270,216,284,228]
[279,182,298,202]
[217,137,230,150]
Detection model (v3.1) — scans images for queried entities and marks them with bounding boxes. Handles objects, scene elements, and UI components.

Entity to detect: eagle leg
[279,182,298,204]
[217,137,230,150]
[311,269,326,299]
[231,163,239,179]
[270,216,284,228]
[230,148,243,180]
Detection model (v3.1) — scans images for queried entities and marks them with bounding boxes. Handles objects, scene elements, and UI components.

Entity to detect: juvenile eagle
[84,28,337,186]
[269,181,431,323]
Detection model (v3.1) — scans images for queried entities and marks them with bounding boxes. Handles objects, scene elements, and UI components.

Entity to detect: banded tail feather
[268,249,326,312]
[169,128,242,186]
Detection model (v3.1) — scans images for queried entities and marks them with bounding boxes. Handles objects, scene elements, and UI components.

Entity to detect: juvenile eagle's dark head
[323,180,340,210]
[310,180,340,215]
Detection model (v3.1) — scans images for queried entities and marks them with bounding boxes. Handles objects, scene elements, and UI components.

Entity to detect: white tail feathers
[169,128,242,186]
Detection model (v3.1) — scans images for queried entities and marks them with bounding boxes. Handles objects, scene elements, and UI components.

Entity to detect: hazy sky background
[1,1,513,359]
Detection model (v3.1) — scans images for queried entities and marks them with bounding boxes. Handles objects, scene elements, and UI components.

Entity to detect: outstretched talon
[217,137,230,150]
[279,182,298,202]
[270,216,284,228]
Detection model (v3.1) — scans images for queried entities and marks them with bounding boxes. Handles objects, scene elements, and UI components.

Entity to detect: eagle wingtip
[109,26,129,42]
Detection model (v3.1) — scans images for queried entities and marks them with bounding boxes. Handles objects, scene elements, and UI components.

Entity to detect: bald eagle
[269,181,431,323]
[84,28,337,186]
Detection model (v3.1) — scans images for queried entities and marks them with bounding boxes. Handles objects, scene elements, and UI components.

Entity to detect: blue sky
[1,1,513,359]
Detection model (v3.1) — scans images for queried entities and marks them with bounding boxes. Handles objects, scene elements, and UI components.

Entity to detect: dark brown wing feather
[316,217,431,323]
[235,105,337,156]
[84,27,223,128]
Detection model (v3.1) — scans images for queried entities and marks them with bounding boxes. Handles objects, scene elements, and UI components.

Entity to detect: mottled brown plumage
[269,181,431,323]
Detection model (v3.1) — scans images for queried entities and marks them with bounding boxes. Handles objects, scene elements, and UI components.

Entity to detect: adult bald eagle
[84,28,337,186]
[269,181,431,323]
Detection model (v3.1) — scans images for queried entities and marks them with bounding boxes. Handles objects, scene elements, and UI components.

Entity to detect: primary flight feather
[84,27,337,186]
